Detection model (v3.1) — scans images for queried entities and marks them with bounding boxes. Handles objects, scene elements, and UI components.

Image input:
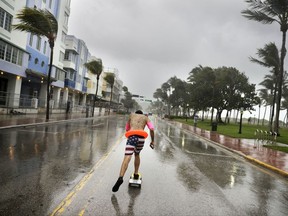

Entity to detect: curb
[0,116,107,130]
[245,155,288,178]
[166,119,288,179]
[193,131,288,178]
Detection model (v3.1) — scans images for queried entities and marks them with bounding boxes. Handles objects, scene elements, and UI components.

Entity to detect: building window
[61,31,66,42]
[0,8,13,32]
[0,40,5,59]
[55,68,65,81]
[29,34,34,46]
[35,58,39,64]
[43,41,47,54]
[41,61,45,67]
[64,12,69,26]
[49,0,52,8]
[36,36,41,50]
[5,44,11,62]
[64,51,69,60]
[0,40,25,66]
[67,70,74,80]
[59,51,64,62]
[18,51,23,65]
[12,48,18,64]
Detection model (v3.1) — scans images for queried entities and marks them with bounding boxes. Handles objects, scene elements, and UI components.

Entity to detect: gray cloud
[68,0,282,98]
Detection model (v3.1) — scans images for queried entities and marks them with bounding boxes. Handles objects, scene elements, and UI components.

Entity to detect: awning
[25,69,57,82]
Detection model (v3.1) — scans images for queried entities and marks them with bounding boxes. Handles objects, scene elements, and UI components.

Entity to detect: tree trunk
[210,107,214,123]
[92,77,99,117]
[274,30,287,135]
[262,106,267,126]
[257,105,261,125]
[269,84,277,131]
[46,42,54,120]
[108,85,113,115]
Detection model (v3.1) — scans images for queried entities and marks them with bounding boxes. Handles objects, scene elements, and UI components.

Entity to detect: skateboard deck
[129,173,142,188]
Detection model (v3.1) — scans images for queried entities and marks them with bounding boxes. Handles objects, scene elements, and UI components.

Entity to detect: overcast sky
[68,0,281,99]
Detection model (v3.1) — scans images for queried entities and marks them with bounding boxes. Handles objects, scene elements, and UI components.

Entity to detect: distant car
[148,112,152,116]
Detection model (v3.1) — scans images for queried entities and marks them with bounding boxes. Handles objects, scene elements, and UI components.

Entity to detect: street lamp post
[238,93,245,134]
[167,87,174,118]
[238,107,244,134]
[185,104,189,122]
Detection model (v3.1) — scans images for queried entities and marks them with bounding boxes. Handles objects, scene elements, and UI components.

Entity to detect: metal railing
[0,91,123,115]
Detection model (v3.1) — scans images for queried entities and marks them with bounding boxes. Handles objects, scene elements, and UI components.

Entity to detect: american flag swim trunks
[125,135,145,155]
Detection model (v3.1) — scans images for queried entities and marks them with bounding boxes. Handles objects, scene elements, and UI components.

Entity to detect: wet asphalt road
[0,116,288,216]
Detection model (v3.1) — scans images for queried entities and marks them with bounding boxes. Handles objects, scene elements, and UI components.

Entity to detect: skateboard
[129,173,142,188]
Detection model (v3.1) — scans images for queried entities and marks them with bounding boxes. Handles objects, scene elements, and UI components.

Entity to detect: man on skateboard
[112,110,155,192]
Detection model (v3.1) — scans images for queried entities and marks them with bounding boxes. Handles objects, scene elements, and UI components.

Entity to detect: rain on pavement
[0,116,287,216]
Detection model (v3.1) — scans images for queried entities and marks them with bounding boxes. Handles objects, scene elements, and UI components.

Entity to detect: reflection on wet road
[154,119,288,216]
[0,116,126,216]
[0,116,288,216]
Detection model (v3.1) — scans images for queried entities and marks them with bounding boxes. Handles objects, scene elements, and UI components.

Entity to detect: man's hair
[135,110,143,114]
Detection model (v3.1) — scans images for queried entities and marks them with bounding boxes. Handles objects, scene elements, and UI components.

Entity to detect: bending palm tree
[84,59,103,117]
[13,7,58,120]
[250,43,280,130]
[242,0,288,135]
[104,73,115,115]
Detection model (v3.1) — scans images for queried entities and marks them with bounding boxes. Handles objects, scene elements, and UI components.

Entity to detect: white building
[63,35,91,107]
[86,56,104,102]
[0,0,30,111]
[0,0,125,115]
[102,68,123,107]
[132,95,153,113]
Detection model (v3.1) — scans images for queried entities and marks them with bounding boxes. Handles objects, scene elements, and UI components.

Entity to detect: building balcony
[82,86,87,93]
[65,38,79,54]
[84,72,90,80]
[63,60,76,70]
[64,78,75,89]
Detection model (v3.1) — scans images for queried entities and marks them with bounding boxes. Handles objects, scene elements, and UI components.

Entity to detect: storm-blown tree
[13,7,58,120]
[84,59,103,117]
[258,88,272,125]
[188,66,217,123]
[104,73,115,115]
[242,0,288,134]
[250,43,280,130]
[167,76,191,116]
[121,86,135,113]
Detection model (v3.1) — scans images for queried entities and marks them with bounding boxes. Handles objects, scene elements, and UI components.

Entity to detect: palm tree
[104,73,115,115]
[258,88,272,126]
[84,59,103,117]
[259,76,277,129]
[242,0,288,134]
[13,7,58,120]
[250,43,280,130]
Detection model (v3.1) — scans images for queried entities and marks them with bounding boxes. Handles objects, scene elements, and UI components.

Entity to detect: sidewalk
[0,114,288,178]
[174,121,288,178]
[0,113,94,129]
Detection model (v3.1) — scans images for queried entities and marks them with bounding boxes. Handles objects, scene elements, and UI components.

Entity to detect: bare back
[129,113,148,130]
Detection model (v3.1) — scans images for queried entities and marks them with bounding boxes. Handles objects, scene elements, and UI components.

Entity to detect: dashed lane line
[50,134,124,216]
[184,149,235,158]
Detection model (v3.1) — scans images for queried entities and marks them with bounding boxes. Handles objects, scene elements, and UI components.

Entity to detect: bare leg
[134,154,140,175]
[119,155,132,177]
[112,155,132,192]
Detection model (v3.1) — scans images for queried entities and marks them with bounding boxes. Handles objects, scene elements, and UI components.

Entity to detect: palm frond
[84,60,103,76]
[242,9,277,24]
[13,23,47,37]
[13,7,58,40]
[249,56,270,67]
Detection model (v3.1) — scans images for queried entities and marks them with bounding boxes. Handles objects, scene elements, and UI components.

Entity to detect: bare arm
[146,117,155,149]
